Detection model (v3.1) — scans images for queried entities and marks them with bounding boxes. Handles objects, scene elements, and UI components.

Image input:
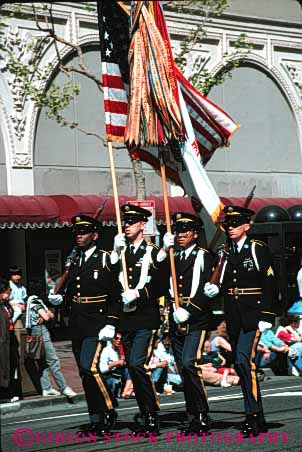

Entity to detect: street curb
[0,393,86,415]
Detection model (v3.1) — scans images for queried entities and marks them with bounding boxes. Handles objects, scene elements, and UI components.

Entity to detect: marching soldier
[204,205,275,437]
[161,212,216,434]
[111,204,166,435]
[49,215,120,437]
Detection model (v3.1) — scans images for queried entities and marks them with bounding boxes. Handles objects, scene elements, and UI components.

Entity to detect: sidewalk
[0,339,84,415]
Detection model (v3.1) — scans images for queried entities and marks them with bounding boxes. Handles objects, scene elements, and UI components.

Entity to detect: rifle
[209,185,256,287]
[53,199,108,295]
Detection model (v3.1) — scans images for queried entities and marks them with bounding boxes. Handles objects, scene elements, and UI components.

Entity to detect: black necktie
[79,250,86,267]
[130,245,135,255]
[180,250,186,261]
[233,243,238,255]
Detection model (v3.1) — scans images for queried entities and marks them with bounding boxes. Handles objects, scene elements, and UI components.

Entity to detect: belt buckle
[233,287,239,296]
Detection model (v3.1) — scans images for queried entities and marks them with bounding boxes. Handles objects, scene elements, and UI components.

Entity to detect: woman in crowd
[25,295,76,397]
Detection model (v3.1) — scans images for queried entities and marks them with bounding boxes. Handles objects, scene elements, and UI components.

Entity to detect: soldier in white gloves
[204,205,275,437]
[49,215,121,437]
[161,212,216,435]
[111,204,167,435]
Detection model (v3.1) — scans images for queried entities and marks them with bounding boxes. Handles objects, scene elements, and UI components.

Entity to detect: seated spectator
[211,320,233,366]
[276,315,302,376]
[0,278,22,402]
[151,335,183,394]
[25,295,76,398]
[99,333,125,397]
[202,339,238,387]
[201,362,240,387]
[255,324,289,375]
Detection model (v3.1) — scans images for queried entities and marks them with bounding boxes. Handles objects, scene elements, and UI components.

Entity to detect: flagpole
[108,141,129,290]
[159,148,179,311]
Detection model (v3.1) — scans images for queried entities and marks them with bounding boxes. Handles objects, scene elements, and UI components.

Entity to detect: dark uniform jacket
[168,245,216,331]
[118,240,164,332]
[65,247,121,339]
[221,237,275,333]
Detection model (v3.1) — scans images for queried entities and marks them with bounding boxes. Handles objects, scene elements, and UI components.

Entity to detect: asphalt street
[1,377,302,452]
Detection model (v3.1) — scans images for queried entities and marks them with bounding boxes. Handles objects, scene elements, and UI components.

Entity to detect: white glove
[173,307,190,324]
[48,288,63,306]
[122,289,139,305]
[28,295,39,303]
[163,232,175,251]
[258,321,272,333]
[114,233,126,254]
[98,325,116,341]
[204,282,219,298]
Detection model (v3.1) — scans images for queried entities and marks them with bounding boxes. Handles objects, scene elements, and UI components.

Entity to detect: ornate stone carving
[0,25,48,141]
[12,154,32,168]
[284,61,302,96]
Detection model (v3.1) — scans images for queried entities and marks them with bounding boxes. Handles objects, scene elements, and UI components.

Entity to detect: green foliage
[172,1,252,95]
[190,34,253,96]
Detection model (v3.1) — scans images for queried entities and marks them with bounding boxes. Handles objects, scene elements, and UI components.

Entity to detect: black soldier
[204,205,275,437]
[49,215,120,437]
[111,204,165,435]
[161,212,216,434]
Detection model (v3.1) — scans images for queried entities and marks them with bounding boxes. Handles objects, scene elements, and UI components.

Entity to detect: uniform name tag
[93,269,99,279]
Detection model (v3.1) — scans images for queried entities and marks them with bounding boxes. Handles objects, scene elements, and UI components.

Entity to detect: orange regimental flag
[98,1,240,224]
[125,1,184,147]
[126,1,240,224]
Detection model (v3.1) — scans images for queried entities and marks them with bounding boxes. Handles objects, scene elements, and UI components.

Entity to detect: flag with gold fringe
[98,1,240,223]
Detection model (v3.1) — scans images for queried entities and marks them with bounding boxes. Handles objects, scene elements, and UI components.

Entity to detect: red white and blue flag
[97,1,239,223]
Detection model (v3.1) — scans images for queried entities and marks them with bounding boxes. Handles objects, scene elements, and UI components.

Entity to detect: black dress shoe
[241,415,267,437]
[105,410,118,430]
[133,413,160,435]
[182,412,210,435]
[76,423,107,437]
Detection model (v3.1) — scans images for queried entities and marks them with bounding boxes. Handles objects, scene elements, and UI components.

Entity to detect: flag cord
[108,141,129,290]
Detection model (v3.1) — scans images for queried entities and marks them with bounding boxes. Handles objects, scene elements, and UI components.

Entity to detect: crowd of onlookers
[2,264,302,404]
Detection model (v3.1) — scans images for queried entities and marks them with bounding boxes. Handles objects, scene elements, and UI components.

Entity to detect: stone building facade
[0,1,301,198]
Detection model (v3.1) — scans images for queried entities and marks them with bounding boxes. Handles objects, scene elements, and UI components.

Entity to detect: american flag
[97,2,239,221]
[97,1,238,156]
[97,1,130,142]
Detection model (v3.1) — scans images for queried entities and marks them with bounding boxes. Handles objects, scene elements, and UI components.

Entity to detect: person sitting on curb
[25,295,77,398]
[255,323,289,374]
[99,333,126,397]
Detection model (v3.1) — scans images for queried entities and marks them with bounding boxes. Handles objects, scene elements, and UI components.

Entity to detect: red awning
[49,195,196,224]
[0,196,59,228]
[0,195,301,228]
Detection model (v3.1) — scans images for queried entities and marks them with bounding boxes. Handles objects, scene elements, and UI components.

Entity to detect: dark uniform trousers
[169,247,216,416]
[119,240,164,416]
[72,337,117,414]
[222,237,275,421]
[65,248,120,418]
[171,329,208,415]
[122,329,159,414]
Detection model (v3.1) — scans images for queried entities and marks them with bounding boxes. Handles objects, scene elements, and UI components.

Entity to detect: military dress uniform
[219,206,275,434]
[113,204,166,433]
[167,213,216,433]
[64,215,121,431]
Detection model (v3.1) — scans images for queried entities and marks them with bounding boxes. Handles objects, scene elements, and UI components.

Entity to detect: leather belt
[227,288,263,296]
[73,295,107,304]
[170,297,202,312]
[171,296,190,305]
